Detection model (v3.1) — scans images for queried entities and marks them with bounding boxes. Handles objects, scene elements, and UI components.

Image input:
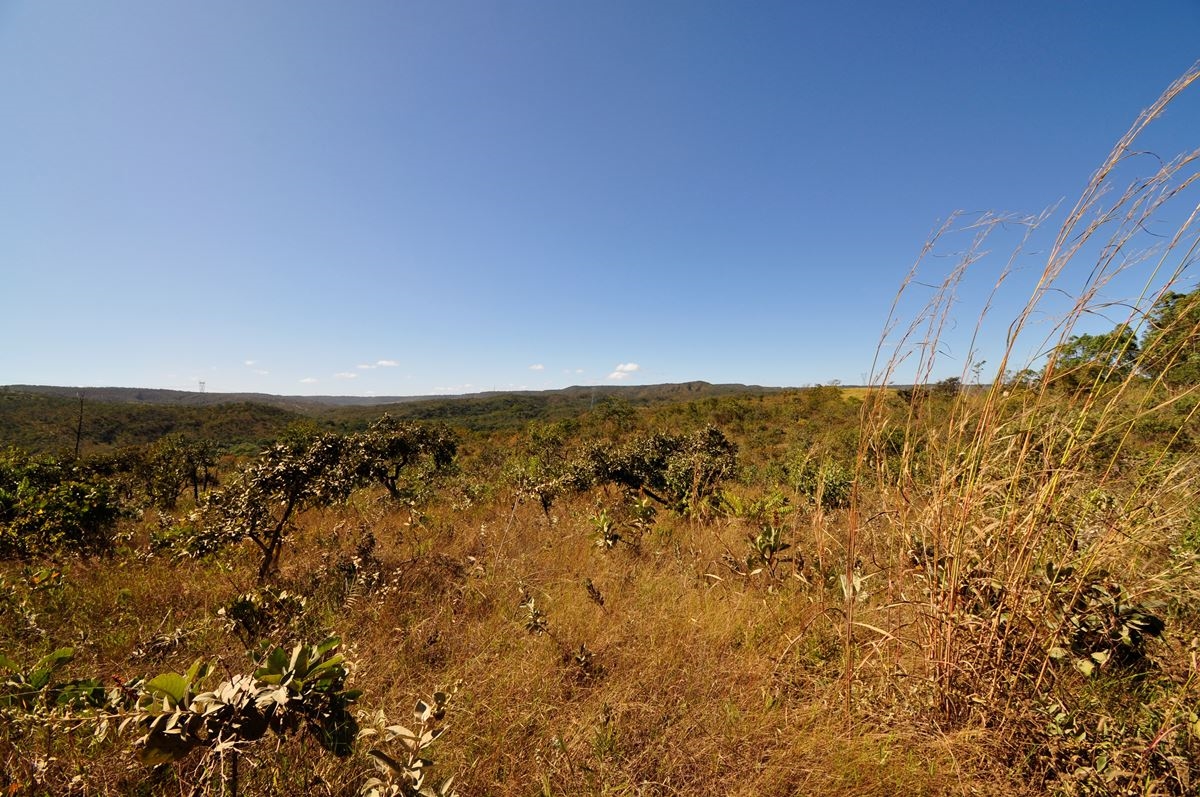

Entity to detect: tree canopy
[1049,325,1140,391]
[1140,289,1200,386]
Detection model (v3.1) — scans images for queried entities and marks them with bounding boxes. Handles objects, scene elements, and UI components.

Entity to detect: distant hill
[2,381,782,411]
[0,384,432,412]
[0,381,791,454]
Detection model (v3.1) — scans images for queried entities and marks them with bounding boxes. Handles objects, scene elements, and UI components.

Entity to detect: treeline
[1042,285,1200,391]
[1,382,789,456]
[0,393,305,457]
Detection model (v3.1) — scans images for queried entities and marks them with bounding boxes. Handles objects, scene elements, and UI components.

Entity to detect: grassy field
[4,67,1200,797]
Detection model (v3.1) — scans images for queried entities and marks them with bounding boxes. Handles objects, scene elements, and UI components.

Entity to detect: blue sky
[2,2,1199,395]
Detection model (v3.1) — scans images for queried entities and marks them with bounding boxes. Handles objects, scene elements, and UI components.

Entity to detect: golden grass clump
[842,60,1200,790]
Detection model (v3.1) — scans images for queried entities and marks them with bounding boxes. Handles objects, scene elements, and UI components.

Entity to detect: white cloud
[357,363,376,370]
[608,362,640,380]
[253,369,269,376]
[377,359,399,367]
[334,372,358,380]
[300,377,318,384]
[529,363,545,371]
[243,360,257,367]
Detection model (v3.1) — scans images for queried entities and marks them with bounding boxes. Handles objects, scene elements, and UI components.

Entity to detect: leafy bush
[1041,565,1166,675]
[0,449,123,557]
[219,586,309,647]
[787,456,853,510]
[183,423,457,580]
[566,426,738,514]
[352,415,457,502]
[136,638,360,770]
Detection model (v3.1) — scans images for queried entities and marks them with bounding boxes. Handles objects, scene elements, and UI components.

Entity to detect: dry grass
[838,60,1200,791]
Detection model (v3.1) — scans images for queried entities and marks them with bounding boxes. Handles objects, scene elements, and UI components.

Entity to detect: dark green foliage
[250,637,361,755]
[1042,565,1165,674]
[1049,325,1140,391]
[220,586,309,647]
[137,638,360,767]
[515,425,738,513]
[1032,691,1199,795]
[352,415,457,501]
[0,647,79,712]
[506,421,580,511]
[1,637,363,789]
[0,390,303,456]
[570,426,738,513]
[142,435,219,509]
[1140,288,1200,386]
[787,455,854,509]
[187,422,457,580]
[193,433,360,581]
[896,376,966,406]
[0,449,122,557]
[592,395,635,429]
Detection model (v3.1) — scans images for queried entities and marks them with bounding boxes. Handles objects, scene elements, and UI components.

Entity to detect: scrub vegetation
[5,67,1200,797]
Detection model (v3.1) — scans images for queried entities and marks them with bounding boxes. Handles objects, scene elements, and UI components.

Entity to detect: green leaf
[37,647,75,670]
[266,646,288,674]
[146,673,189,705]
[30,648,74,690]
[306,654,344,677]
[289,643,308,675]
[184,658,212,685]
[139,731,199,765]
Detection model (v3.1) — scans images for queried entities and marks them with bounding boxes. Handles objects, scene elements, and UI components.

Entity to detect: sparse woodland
[6,68,1200,797]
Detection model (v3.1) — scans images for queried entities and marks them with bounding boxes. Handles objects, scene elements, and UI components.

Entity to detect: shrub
[0,449,123,557]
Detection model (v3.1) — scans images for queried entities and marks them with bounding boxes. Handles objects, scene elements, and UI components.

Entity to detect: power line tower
[198,381,206,394]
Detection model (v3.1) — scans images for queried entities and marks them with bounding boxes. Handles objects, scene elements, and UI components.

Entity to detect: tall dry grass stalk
[850,62,1200,726]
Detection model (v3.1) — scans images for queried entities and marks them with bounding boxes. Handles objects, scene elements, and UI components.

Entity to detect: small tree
[143,435,220,509]
[569,426,738,514]
[200,434,357,581]
[352,416,456,501]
